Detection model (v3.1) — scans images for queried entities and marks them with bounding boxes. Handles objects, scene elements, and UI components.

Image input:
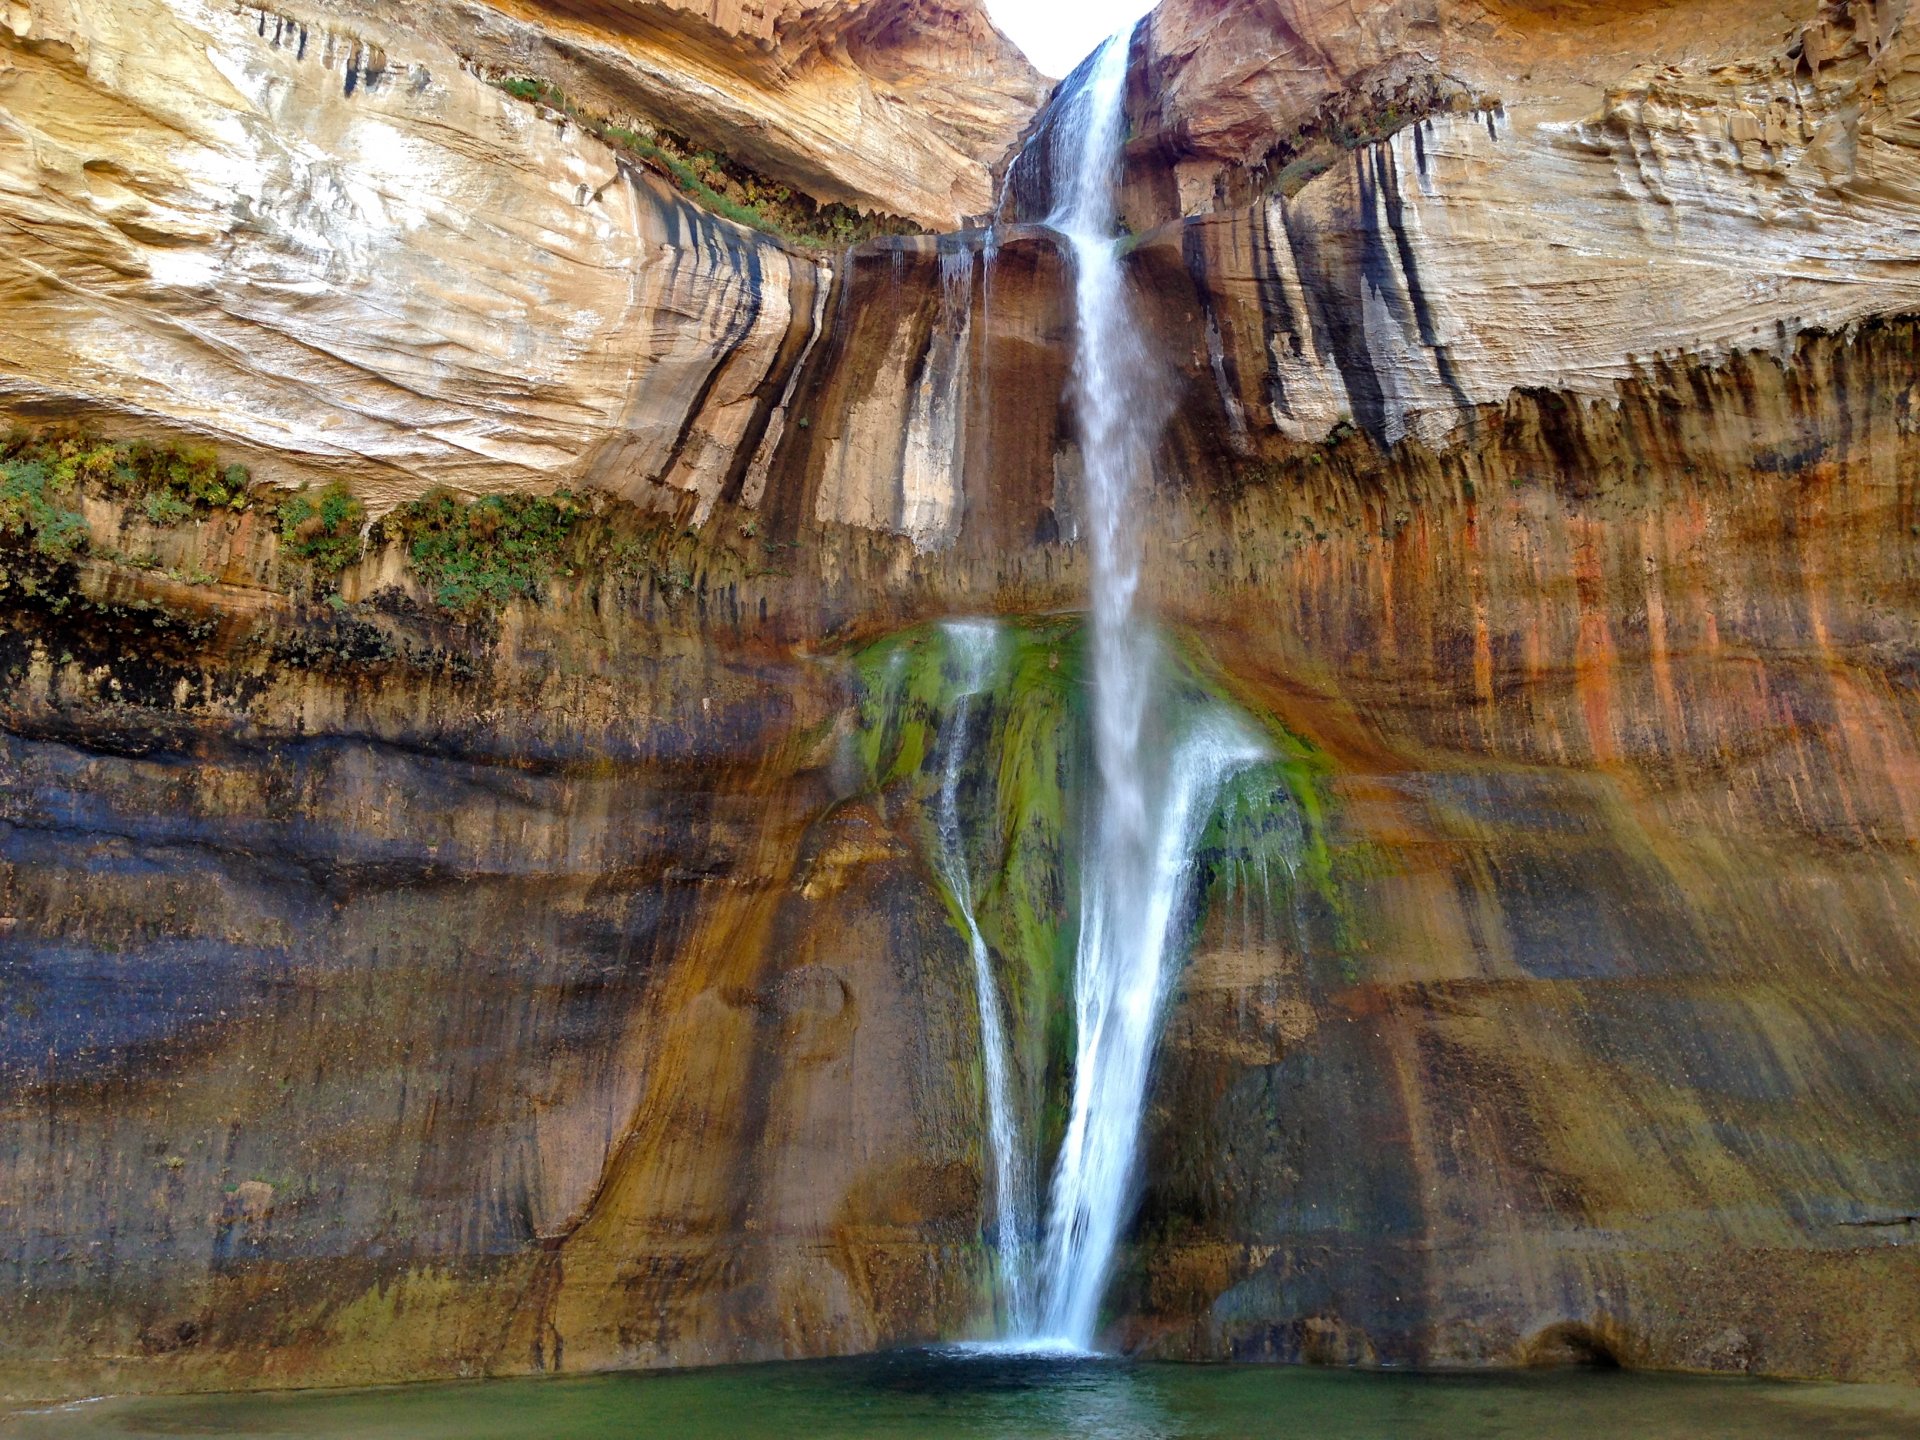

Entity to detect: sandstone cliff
[439,0,1046,223]
[1000,0,1920,454]
[4,0,1920,1404]
[0,0,1038,513]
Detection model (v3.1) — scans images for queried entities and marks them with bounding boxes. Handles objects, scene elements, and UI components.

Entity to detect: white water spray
[932,620,1036,1335]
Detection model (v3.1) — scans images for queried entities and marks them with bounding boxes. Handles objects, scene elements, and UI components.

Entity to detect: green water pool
[9,1352,1920,1439]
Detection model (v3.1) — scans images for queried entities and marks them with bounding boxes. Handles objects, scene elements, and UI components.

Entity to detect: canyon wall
[4,0,1920,1402]
[0,0,1038,512]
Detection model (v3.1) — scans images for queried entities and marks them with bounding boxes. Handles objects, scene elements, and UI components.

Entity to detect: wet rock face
[6,316,1920,1395]
[0,540,1001,1393]
[1118,320,1920,1382]
[5,0,1920,1403]
[762,229,1074,555]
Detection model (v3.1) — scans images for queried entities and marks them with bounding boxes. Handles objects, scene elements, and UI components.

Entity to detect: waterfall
[1022,31,1266,1351]
[930,619,1036,1336]
[1039,712,1265,1347]
[925,27,1270,1355]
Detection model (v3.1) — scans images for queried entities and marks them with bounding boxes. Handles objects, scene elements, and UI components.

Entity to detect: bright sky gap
[984,0,1159,78]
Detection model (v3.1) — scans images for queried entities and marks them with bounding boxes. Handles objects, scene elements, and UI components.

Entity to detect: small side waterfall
[929,619,1035,1336]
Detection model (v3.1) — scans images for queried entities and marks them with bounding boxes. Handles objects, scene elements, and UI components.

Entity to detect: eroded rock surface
[996,0,1920,454]
[4,0,1920,1404]
[452,0,1048,222]
[0,0,1037,514]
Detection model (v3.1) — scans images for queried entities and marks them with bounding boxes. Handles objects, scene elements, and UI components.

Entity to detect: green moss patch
[1,427,258,544]
[847,615,1353,1189]
[852,616,1085,1174]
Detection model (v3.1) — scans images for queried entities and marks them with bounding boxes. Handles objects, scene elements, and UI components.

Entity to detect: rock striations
[4,0,1920,1404]
[0,0,1038,513]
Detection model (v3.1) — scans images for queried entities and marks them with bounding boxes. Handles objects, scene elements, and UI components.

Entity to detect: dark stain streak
[655,208,768,491]
[1374,145,1473,425]
[649,174,693,298]
[1246,202,1306,421]
[894,344,937,534]
[769,253,858,536]
[1289,151,1391,444]
[654,170,684,251]
[718,254,822,508]
[1184,219,1262,424]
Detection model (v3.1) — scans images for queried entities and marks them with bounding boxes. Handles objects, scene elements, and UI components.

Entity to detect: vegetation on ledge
[0,427,657,621]
[278,483,366,577]
[1,453,90,566]
[3,427,255,546]
[383,488,582,617]
[490,75,922,252]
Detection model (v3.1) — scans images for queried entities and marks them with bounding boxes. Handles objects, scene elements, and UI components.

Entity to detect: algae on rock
[846,614,1344,1332]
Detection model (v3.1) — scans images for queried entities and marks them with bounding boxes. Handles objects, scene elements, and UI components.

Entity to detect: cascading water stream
[930,620,1036,1336]
[936,27,1272,1355]
[1010,31,1267,1351]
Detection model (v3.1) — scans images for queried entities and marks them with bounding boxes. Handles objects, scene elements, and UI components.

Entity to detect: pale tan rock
[0,0,822,516]
[1118,0,1920,454]
[7,0,1920,551]
[425,0,1046,225]
[0,0,1042,517]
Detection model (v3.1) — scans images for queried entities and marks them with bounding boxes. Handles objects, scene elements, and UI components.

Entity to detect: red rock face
[4,305,1917,1396]
[1115,320,1920,1378]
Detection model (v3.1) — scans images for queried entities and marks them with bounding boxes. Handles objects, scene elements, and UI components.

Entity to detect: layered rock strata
[446,0,1048,223]
[0,0,1036,513]
[999,0,1920,454]
[4,0,1920,1404]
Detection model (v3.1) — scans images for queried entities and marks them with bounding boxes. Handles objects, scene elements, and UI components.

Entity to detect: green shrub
[391,487,580,615]
[0,426,253,525]
[143,489,193,526]
[278,482,366,576]
[121,441,249,510]
[499,77,562,105]
[0,457,90,562]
